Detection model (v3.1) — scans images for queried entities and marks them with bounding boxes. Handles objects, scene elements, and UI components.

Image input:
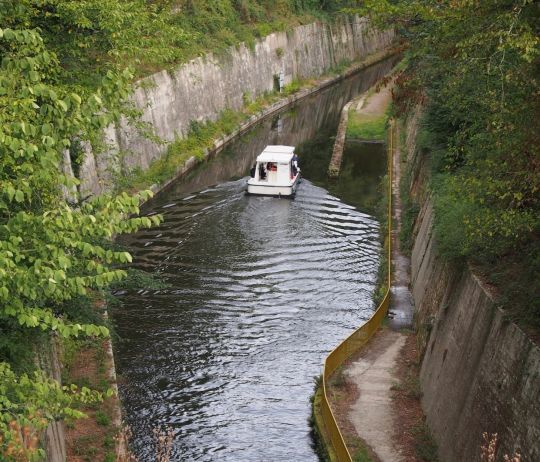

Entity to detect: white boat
[247,145,301,197]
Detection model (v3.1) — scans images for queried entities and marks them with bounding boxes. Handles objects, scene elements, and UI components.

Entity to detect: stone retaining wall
[77,17,394,195]
[404,112,540,461]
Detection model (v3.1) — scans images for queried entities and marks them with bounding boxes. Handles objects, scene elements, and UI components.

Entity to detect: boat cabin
[247,145,300,197]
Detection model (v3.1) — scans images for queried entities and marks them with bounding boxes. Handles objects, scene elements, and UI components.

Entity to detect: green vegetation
[331,58,353,75]
[352,445,373,462]
[0,3,165,459]
[412,421,439,462]
[359,0,540,327]
[95,410,111,427]
[282,78,303,95]
[347,110,388,141]
[5,0,358,89]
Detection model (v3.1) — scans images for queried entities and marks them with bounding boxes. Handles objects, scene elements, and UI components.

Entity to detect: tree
[357,0,539,323]
[0,17,161,462]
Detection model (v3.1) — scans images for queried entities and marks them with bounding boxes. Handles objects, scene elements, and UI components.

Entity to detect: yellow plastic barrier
[319,121,394,462]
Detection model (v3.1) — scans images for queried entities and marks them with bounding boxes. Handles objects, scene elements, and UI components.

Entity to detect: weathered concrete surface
[388,121,414,330]
[78,16,395,195]
[404,111,540,461]
[353,83,393,117]
[346,331,407,462]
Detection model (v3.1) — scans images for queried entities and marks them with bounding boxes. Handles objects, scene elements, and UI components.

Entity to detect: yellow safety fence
[319,121,394,462]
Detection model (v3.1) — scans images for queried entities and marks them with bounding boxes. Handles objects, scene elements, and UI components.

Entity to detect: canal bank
[311,81,400,461]
[397,108,540,461]
[141,47,401,202]
[72,16,396,198]
[314,93,540,461]
[319,119,427,462]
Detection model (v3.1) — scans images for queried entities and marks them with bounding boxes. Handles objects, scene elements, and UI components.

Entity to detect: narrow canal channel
[113,56,398,461]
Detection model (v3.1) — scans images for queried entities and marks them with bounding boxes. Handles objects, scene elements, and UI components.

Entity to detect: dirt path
[353,85,393,116]
[346,331,407,462]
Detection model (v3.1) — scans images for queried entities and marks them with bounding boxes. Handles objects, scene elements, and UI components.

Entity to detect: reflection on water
[113,58,395,461]
[301,138,387,215]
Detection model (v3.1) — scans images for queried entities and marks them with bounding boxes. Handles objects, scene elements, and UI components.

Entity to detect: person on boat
[292,153,299,176]
[259,163,266,180]
[250,164,256,178]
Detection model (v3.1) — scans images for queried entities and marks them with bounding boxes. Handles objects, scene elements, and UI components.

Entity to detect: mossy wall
[404,112,540,461]
[78,16,394,195]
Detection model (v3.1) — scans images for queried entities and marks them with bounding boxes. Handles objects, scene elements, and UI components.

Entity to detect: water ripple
[114,177,380,461]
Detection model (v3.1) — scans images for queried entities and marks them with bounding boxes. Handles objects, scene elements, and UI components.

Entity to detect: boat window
[258,162,267,181]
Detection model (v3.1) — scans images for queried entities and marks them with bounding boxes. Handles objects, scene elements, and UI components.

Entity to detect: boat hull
[247,176,300,197]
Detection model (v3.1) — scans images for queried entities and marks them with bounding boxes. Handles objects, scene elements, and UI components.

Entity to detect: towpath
[351,83,393,117]
[328,112,419,461]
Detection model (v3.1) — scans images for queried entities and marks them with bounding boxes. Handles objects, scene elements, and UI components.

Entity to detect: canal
[113,56,398,461]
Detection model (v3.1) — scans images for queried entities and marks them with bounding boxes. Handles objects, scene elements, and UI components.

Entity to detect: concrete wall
[405,113,540,461]
[78,16,394,195]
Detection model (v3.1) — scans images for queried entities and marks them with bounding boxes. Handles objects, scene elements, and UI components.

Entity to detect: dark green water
[113,57,395,461]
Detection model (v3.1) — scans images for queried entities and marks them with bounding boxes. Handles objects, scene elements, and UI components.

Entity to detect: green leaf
[14,190,24,203]
[41,123,52,135]
[58,99,68,112]
[71,93,82,104]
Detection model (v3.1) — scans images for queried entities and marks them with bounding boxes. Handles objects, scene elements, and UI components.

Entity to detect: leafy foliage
[359,0,540,324]
[0,5,165,458]
[4,0,352,86]
[0,362,105,461]
[0,20,159,331]
[0,0,373,457]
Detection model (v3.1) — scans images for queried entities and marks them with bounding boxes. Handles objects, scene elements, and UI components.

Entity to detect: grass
[413,421,439,462]
[352,444,373,462]
[390,370,423,400]
[95,410,111,427]
[283,79,303,95]
[332,59,354,75]
[347,111,388,141]
[309,376,333,462]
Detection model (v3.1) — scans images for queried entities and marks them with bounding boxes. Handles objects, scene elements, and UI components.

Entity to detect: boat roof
[256,145,295,163]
